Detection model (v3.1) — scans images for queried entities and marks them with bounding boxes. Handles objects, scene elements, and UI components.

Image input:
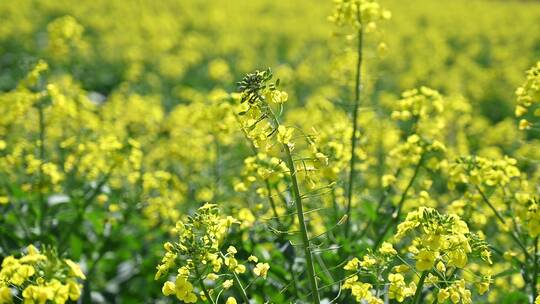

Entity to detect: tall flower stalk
[236,69,321,303]
[344,2,364,237]
[329,0,391,236]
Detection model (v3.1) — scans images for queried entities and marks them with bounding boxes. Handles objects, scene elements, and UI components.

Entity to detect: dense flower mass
[155,204,269,303]
[0,245,85,304]
[343,208,492,303]
[515,61,540,130]
[0,0,539,303]
[329,0,391,30]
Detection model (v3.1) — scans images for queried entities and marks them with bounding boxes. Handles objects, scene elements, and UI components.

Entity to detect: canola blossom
[0,246,85,304]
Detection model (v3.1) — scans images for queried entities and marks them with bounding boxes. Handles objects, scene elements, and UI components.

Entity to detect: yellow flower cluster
[0,245,85,304]
[234,153,288,194]
[515,61,540,130]
[391,87,443,125]
[342,280,382,304]
[387,87,447,173]
[343,242,401,303]
[396,207,492,265]
[46,16,87,60]
[515,196,540,238]
[396,208,492,302]
[390,87,446,146]
[329,0,391,31]
[344,208,492,303]
[155,204,269,302]
[448,155,520,189]
[155,204,236,280]
[527,200,540,238]
[0,56,225,228]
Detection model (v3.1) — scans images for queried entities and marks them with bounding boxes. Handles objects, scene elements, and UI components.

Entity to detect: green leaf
[361,200,377,220]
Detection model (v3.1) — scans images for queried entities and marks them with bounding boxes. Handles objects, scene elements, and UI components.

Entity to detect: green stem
[82,237,111,302]
[264,180,281,224]
[287,256,299,299]
[218,252,250,303]
[37,101,47,235]
[59,167,114,251]
[194,266,215,304]
[372,154,424,249]
[282,143,321,304]
[359,169,402,238]
[412,272,427,304]
[344,4,364,238]
[331,189,339,226]
[475,186,532,261]
[213,135,221,200]
[533,236,538,303]
[265,106,320,304]
[1,179,32,240]
[231,269,250,304]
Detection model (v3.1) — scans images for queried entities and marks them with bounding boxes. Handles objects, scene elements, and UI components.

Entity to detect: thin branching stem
[213,135,221,199]
[37,101,47,235]
[372,154,424,249]
[265,105,321,304]
[232,268,250,303]
[412,271,427,304]
[282,142,321,304]
[218,252,250,303]
[532,236,538,303]
[359,169,402,238]
[195,266,215,304]
[59,166,115,251]
[345,3,364,237]
[475,185,531,261]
